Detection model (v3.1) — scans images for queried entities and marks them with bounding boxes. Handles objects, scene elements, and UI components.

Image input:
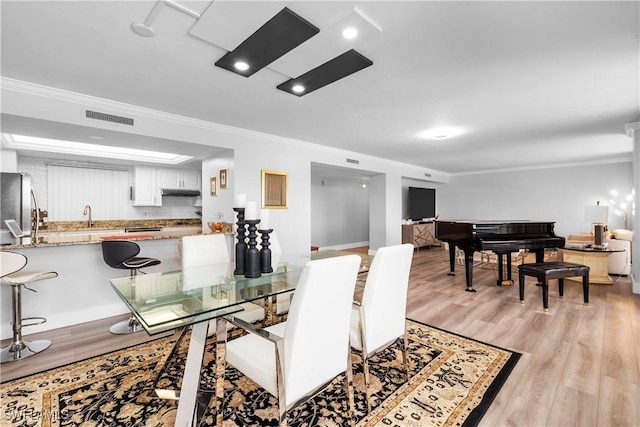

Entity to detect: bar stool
[1,251,58,363]
[101,240,161,334]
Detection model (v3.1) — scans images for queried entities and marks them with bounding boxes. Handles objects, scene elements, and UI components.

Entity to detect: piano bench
[517,262,590,312]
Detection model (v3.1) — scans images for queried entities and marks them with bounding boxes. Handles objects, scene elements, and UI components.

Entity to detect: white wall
[310,176,369,248]
[438,161,634,238]
[202,150,234,232]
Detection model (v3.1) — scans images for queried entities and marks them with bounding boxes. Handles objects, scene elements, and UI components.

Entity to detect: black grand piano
[435,220,565,292]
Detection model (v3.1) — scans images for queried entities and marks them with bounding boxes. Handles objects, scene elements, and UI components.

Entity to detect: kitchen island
[0,221,214,340]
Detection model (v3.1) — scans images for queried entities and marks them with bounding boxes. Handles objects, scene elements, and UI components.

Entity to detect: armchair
[225,255,361,426]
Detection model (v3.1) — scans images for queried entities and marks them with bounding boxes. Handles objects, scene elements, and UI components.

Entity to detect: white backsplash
[19,157,200,220]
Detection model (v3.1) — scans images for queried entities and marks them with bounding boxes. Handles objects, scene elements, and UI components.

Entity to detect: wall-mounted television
[408,187,436,221]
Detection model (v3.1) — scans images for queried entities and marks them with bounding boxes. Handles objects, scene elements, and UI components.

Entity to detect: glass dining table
[109,250,371,426]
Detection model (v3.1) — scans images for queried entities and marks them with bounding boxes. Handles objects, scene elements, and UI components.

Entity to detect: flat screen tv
[408,187,436,221]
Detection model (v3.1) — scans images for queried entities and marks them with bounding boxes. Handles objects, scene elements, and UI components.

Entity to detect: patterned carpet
[0,319,520,426]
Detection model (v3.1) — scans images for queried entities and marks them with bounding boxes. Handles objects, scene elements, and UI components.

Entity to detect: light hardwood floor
[1,247,639,426]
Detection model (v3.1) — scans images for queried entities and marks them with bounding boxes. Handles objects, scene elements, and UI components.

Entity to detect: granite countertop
[2,226,205,250]
[0,219,212,250]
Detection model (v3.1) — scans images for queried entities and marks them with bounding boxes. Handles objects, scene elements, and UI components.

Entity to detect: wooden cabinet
[134,167,201,206]
[402,222,440,249]
[158,169,200,190]
[133,167,161,206]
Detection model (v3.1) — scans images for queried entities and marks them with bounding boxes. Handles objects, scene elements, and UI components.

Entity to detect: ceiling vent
[85,110,134,126]
[346,158,360,165]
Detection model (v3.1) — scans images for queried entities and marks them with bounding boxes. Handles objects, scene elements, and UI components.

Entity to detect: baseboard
[318,241,369,252]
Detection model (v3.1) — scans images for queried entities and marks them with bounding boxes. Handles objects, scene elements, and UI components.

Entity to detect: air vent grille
[85,110,134,126]
[424,173,432,177]
[346,158,360,165]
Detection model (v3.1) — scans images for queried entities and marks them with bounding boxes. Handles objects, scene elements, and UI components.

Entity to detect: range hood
[160,188,201,197]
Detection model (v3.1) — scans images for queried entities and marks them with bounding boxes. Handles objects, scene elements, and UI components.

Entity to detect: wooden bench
[517,262,590,312]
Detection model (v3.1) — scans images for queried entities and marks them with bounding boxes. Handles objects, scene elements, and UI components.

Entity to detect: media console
[402,222,441,249]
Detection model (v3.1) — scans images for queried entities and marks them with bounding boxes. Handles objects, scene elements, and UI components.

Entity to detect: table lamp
[585,201,609,248]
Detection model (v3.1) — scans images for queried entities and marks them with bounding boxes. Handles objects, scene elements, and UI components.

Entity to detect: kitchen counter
[1,226,204,249]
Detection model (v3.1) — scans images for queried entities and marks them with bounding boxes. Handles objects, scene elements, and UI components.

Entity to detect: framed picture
[210,177,217,196]
[261,170,288,209]
[219,168,228,189]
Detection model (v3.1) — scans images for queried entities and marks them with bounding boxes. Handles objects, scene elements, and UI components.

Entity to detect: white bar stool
[1,251,58,363]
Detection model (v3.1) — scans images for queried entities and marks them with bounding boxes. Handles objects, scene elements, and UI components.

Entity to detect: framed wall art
[210,177,218,196]
[220,168,228,189]
[261,169,288,208]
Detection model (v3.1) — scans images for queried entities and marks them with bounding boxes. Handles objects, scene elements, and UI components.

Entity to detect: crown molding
[625,121,640,137]
[451,157,632,177]
[0,77,312,147]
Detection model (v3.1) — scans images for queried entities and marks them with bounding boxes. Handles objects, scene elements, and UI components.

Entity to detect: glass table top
[109,251,371,335]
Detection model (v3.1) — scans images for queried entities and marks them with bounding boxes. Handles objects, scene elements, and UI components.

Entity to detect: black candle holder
[244,219,261,278]
[233,208,247,275]
[258,229,274,273]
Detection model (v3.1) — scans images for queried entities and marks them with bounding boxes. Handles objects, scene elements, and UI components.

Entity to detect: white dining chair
[225,255,362,427]
[349,243,414,411]
[180,234,265,327]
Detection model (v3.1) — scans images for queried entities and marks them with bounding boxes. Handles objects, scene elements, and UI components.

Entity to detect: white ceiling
[1,1,638,175]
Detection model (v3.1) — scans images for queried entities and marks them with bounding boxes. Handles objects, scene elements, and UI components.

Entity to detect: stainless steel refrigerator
[0,172,33,244]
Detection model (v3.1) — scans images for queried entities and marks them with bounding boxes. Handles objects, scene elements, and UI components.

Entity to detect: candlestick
[244,219,261,278]
[233,208,247,275]
[259,229,273,273]
[236,193,247,208]
[259,209,270,230]
[245,201,257,220]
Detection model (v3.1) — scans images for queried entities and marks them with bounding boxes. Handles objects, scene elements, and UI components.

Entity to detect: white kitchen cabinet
[133,167,161,206]
[158,168,201,190]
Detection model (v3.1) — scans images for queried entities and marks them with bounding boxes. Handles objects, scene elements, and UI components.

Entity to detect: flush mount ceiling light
[418,127,463,140]
[2,134,193,165]
[277,49,373,97]
[342,27,358,39]
[215,8,320,78]
[131,0,201,37]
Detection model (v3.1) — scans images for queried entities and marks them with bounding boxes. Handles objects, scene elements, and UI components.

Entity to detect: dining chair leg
[275,340,288,427]
[401,333,410,382]
[344,345,356,427]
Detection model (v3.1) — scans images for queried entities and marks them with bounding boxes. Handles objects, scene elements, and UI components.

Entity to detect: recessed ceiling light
[234,61,250,71]
[418,127,463,140]
[342,27,358,39]
[2,134,193,165]
[292,85,305,94]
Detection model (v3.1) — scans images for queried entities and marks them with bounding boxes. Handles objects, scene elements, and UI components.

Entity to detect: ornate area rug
[1,319,519,426]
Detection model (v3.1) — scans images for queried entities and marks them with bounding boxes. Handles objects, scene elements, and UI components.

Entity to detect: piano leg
[534,249,544,263]
[447,244,457,276]
[463,249,476,292]
[496,251,514,286]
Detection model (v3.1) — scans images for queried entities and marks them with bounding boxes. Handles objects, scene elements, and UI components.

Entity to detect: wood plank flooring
[1,247,639,426]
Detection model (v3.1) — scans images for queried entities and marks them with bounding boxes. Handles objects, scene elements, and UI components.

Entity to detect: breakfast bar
[0,222,206,341]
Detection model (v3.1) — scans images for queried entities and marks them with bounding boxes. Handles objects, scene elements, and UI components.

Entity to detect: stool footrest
[20,316,47,328]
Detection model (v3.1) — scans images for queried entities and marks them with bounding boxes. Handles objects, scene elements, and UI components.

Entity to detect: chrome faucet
[83,205,93,228]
